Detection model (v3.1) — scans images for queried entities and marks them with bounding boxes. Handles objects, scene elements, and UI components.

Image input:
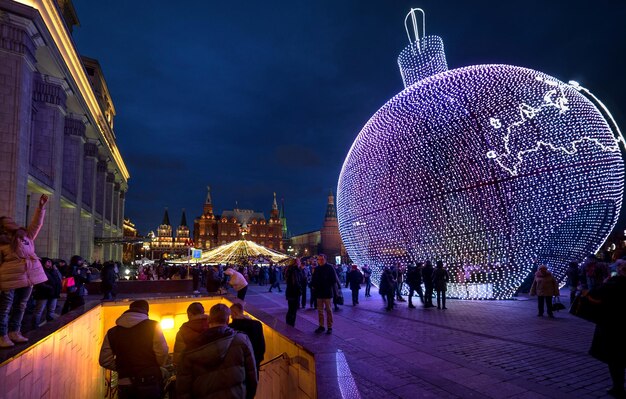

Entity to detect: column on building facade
[116,188,127,262]
[102,172,115,260]
[118,190,126,229]
[58,116,86,261]
[113,183,120,228]
[92,159,108,262]
[80,142,98,259]
[0,19,37,224]
[111,182,121,260]
[29,74,68,258]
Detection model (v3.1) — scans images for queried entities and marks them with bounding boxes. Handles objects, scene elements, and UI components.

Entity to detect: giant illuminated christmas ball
[337,13,625,299]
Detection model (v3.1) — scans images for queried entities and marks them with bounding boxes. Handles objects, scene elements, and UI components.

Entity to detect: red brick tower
[320,190,344,262]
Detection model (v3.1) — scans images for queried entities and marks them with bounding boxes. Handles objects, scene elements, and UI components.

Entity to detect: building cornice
[9,0,129,181]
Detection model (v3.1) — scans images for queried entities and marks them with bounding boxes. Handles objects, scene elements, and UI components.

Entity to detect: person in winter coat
[99,300,169,399]
[205,265,221,294]
[229,303,265,376]
[406,262,425,309]
[100,261,118,301]
[362,264,373,297]
[61,255,91,314]
[530,264,560,318]
[284,258,304,326]
[379,267,396,311]
[422,261,435,308]
[173,302,209,367]
[268,265,282,292]
[0,194,49,348]
[433,260,450,310]
[32,257,62,328]
[566,261,581,304]
[588,262,626,398]
[224,267,249,300]
[177,303,257,399]
[311,254,337,334]
[345,265,364,306]
[299,261,311,309]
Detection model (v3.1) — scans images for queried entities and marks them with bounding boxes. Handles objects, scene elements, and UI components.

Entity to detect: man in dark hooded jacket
[99,300,169,399]
[177,303,257,399]
[173,302,210,366]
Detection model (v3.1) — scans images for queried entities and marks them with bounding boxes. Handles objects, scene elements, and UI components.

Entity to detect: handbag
[61,277,75,293]
[552,296,566,311]
[333,284,344,305]
[569,293,601,323]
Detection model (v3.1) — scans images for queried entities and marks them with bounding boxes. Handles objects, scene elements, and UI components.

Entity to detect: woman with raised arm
[0,194,49,348]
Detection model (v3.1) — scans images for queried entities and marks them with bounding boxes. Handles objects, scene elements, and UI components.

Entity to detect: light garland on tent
[336,9,625,299]
[171,240,290,265]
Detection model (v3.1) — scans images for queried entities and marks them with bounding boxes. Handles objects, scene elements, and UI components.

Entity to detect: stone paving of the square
[242,284,613,399]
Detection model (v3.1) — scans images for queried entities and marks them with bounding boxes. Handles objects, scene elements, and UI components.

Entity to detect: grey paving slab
[239,284,617,399]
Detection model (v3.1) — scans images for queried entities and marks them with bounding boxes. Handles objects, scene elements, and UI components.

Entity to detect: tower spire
[180,208,187,227]
[203,185,214,216]
[272,192,278,210]
[280,198,288,237]
[162,207,171,225]
[205,185,212,205]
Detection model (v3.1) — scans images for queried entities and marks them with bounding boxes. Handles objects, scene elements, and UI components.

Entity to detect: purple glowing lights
[337,29,624,299]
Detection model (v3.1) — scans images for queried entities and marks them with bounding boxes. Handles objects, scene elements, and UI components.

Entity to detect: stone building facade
[0,0,129,262]
[150,209,193,260]
[194,187,283,251]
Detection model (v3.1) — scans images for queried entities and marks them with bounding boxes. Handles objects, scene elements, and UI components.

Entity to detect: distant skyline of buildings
[145,186,347,262]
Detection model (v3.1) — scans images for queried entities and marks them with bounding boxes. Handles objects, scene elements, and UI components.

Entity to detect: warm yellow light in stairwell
[160,315,175,330]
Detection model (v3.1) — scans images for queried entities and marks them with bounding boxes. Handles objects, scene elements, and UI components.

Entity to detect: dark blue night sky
[71,0,626,235]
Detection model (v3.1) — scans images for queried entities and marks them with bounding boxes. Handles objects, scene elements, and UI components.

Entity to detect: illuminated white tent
[171,240,291,265]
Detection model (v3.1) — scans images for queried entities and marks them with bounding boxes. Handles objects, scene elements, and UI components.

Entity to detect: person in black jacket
[566,261,581,304]
[100,261,118,301]
[205,265,221,294]
[229,303,266,376]
[588,262,626,398]
[284,258,304,326]
[345,265,363,306]
[433,260,450,310]
[406,262,425,309]
[422,261,435,308]
[61,255,91,314]
[32,257,62,327]
[311,254,336,334]
[379,267,396,311]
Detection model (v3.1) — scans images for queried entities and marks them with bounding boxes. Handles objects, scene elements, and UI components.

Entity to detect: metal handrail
[259,352,289,369]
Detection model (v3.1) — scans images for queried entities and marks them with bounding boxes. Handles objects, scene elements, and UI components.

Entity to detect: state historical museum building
[194,187,283,251]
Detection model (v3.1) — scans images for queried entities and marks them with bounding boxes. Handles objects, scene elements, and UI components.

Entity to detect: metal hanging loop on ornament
[404,8,425,53]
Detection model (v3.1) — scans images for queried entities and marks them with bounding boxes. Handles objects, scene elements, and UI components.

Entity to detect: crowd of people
[2,197,625,397]
[0,194,125,348]
[99,300,263,399]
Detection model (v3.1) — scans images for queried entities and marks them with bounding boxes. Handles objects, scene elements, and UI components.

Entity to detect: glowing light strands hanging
[336,10,625,300]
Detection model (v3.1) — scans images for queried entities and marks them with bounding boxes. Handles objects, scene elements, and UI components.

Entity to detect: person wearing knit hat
[99,300,168,398]
[0,194,49,348]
